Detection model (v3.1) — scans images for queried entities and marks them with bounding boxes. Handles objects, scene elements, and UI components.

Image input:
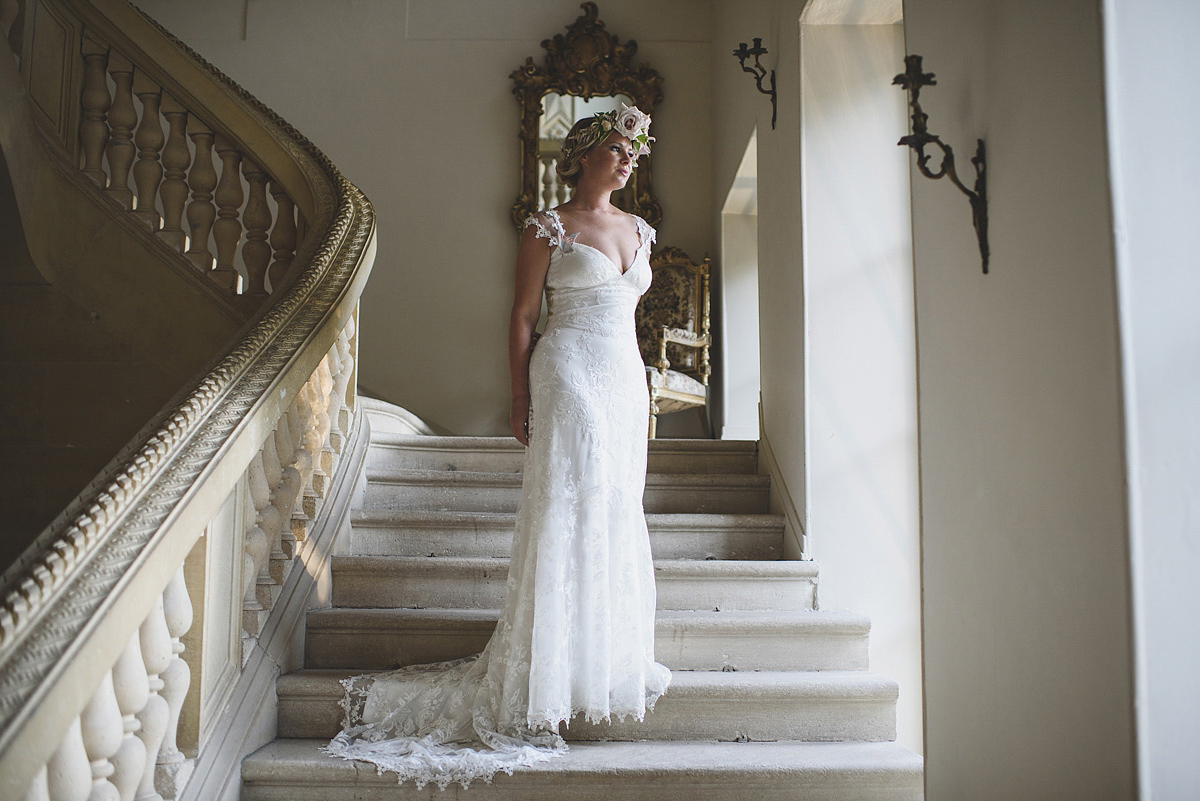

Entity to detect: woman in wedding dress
[324,105,670,789]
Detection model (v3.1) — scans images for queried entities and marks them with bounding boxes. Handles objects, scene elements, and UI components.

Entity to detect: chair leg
[648,397,659,439]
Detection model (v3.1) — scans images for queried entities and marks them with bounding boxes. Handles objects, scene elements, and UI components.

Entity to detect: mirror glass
[536,92,635,212]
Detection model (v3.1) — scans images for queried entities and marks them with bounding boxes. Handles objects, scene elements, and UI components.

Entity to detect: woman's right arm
[508,224,552,445]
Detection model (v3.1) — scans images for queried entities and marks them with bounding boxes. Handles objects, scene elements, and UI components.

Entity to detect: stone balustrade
[0,2,376,798]
[78,31,304,297]
[16,322,360,801]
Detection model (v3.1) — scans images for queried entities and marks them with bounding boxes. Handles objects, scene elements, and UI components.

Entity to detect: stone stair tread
[329,556,818,611]
[351,509,787,529]
[370,433,760,454]
[304,608,869,672]
[332,555,816,577]
[243,738,923,800]
[306,606,869,633]
[367,436,761,478]
[275,670,899,742]
[349,510,786,560]
[278,668,897,700]
[365,467,771,488]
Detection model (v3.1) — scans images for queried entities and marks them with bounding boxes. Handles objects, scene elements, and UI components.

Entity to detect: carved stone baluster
[272,422,304,544]
[291,392,319,527]
[247,454,282,611]
[324,344,345,455]
[110,633,149,801]
[20,765,49,801]
[211,136,244,292]
[317,357,336,474]
[288,398,313,497]
[267,180,295,292]
[332,328,354,440]
[79,36,110,188]
[1,0,24,60]
[261,434,297,561]
[156,96,190,251]
[240,158,271,296]
[344,313,359,416]
[47,716,92,801]
[540,155,554,210]
[241,492,270,645]
[184,118,216,272]
[305,366,332,499]
[134,597,171,801]
[155,567,193,800]
[275,410,295,475]
[131,74,163,231]
[81,669,122,801]
[104,54,136,209]
[556,161,571,205]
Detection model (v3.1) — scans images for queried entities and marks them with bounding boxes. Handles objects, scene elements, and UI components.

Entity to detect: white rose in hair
[616,104,650,138]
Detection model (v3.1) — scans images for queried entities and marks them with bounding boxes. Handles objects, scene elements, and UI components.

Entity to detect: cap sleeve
[634,215,656,251]
[522,210,561,245]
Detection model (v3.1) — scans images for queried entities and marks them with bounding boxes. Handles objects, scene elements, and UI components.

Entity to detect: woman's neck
[566,181,615,213]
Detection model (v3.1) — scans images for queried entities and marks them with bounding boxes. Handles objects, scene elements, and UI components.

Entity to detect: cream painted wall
[134,0,714,435]
[711,0,922,754]
[718,210,760,440]
[799,21,919,753]
[712,0,809,560]
[718,129,760,440]
[903,1,1135,797]
[1104,1,1200,797]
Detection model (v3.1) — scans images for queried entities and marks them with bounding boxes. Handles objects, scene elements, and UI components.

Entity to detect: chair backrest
[636,246,711,374]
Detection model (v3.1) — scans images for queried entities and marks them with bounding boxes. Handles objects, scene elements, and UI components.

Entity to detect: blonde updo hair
[556,115,615,189]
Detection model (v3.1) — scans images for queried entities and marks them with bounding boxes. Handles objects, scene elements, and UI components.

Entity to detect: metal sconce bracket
[894,55,989,273]
[733,38,776,130]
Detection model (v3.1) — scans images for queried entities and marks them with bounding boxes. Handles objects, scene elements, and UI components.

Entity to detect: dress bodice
[524,210,655,305]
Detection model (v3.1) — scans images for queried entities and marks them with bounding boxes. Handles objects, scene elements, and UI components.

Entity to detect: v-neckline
[549,209,643,276]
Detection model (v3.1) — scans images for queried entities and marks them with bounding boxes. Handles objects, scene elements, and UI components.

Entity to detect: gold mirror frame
[510,2,665,230]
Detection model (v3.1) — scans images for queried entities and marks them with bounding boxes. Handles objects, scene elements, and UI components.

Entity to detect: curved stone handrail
[0,0,375,794]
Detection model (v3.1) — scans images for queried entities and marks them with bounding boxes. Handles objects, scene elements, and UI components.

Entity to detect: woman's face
[579,132,635,188]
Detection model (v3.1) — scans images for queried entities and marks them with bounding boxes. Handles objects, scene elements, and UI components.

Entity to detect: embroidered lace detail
[523,210,577,253]
[325,212,668,789]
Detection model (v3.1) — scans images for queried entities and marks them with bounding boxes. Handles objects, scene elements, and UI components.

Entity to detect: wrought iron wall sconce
[733,38,776,130]
[894,55,989,273]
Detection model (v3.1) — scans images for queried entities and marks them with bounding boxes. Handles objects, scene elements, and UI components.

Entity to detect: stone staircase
[241,433,924,800]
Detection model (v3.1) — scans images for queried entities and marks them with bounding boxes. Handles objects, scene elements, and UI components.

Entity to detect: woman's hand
[510,395,531,446]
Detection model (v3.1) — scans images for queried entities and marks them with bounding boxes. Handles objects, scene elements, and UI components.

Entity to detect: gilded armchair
[635,247,712,438]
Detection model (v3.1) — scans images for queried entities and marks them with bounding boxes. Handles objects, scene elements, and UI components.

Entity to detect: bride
[324,104,670,789]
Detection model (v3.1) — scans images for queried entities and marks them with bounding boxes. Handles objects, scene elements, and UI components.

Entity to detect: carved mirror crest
[510,2,664,230]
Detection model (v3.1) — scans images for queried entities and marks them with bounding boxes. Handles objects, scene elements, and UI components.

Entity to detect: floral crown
[561,103,654,165]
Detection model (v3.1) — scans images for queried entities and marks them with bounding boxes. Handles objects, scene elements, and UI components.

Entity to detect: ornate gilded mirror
[510,2,664,230]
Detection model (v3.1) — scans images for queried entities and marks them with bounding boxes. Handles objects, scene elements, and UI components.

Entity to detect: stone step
[329,556,818,611]
[304,608,869,671]
[367,434,760,475]
[275,670,898,742]
[350,510,784,560]
[362,469,771,515]
[242,738,924,801]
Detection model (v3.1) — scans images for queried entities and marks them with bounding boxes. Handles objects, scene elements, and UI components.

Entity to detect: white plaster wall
[799,21,919,753]
[903,0,1135,797]
[718,210,760,440]
[1104,1,1200,797]
[718,129,760,440]
[712,0,810,558]
[135,0,714,434]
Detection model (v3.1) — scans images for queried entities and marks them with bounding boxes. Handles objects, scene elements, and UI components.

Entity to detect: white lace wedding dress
[324,209,671,788]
